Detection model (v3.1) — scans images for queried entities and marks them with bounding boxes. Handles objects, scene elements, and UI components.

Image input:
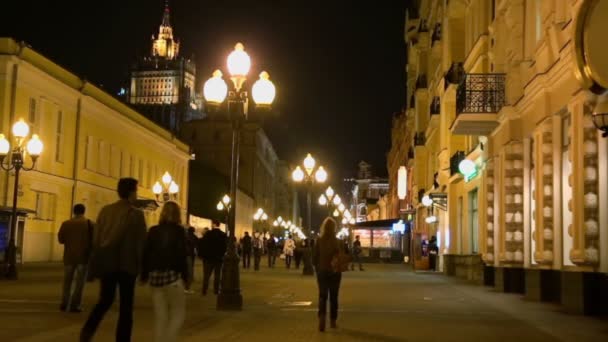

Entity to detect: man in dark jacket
[267,234,277,268]
[184,227,198,293]
[240,231,252,269]
[199,220,227,295]
[58,203,93,312]
[80,178,147,342]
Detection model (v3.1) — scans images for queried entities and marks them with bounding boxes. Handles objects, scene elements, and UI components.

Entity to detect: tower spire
[161,0,171,26]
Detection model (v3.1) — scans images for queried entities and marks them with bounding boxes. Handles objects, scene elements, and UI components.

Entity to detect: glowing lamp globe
[338,203,346,212]
[273,220,279,226]
[325,186,334,199]
[318,195,328,206]
[315,166,328,183]
[303,154,316,173]
[203,70,228,104]
[0,134,10,155]
[227,43,251,77]
[253,212,261,220]
[333,194,342,206]
[252,71,276,106]
[458,159,476,177]
[168,181,179,194]
[261,213,268,220]
[333,209,340,217]
[217,202,224,211]
[349,218,356,225]
[152,182,163,195]
[222,194,231,205]
[422,195,433,207]
[292,166,305,182]
[26,134,43,156]
[12,119,29,139]
[162,171,173,185]
[342,218,347,224]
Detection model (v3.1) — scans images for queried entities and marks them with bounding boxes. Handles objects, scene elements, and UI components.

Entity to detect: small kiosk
[351,219,409,263]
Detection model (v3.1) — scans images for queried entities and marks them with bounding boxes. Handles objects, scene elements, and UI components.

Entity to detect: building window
[469,189,479,254]
[33,191,57,221]
[535,0,542,43]
[55,110,64,163]
[561,114,574,266]
[28,98,36,125]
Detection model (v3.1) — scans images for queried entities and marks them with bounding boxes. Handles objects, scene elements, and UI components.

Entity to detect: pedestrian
[199,219,227,295]
[294,239,305,269]
[283,234,296,269]
[240,231,252,269]
[58,203,93,313]
[428,235,439,271]
[140,201,188,342]
[184,227,198,294]
[267,234,277,268]
[350,235,364,271]
[252,232,263,271]
[80,178,147,342]
[313,218,346,332]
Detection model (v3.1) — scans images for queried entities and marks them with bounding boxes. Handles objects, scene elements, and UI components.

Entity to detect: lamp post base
[302,247,314,276]
[216,242,243,311]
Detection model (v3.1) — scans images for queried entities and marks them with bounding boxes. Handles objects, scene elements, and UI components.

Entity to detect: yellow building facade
[404,0,607,314]
[0,38,190,263]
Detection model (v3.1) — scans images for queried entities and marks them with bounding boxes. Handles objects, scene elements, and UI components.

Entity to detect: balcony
[430,96,440,115]
[414,132,426,146]
[451,73,506,135]
[415,74,428,90]
[431,23,442,46]
[444,62,465,87]
[450,151,465,176]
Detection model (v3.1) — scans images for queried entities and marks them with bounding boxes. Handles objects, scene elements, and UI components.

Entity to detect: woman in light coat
[283,235,296,269]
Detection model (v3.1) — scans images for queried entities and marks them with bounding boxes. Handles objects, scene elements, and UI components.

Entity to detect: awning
[352,218,401,228]
[0,207,37,215]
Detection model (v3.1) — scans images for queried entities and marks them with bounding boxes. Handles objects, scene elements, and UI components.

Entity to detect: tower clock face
[573,0,608,94]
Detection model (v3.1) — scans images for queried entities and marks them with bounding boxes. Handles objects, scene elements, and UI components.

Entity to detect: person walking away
[283,235,296,269]
[351,235,364,271]
[313,218,346,332]
[240,231,252,269]
[199,220,227,295]
[267,234,277,268]
[294,239,306,269]
[80,178,147,342]
[141,202,188,342]
[58,203,93,313]
[184,227,198,294]
[252,232,263,271]
[428,236,439,271]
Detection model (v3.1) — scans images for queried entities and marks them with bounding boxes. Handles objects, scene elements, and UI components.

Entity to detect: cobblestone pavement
[0,262,606,341]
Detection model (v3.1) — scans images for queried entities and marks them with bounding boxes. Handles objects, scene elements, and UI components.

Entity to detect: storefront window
[562,114,574,266]
[469,189,479,254]
[353,229,371,247]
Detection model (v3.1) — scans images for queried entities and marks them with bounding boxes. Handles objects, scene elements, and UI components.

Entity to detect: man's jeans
[152,280,185,342]
[80,272,136,342]
[202,260,222,295]
[61,264,87,310]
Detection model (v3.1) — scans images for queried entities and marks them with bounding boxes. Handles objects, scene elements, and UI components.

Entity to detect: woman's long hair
[159,201,182,225]
[319,217,338,240]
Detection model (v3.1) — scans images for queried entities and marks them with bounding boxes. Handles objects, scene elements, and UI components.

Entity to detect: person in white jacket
[283,235,296,269]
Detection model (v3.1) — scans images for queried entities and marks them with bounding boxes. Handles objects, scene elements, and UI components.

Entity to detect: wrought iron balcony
[430,96,440,115]
[450,151,465,176]
[414,132,426,146]
[451,73,506,135]
[416,74,427,90]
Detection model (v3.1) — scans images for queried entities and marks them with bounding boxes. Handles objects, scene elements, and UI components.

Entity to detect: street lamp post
[0,119,44,279]
[216,194,231,230]
[152,171,179,203]
[253,208,268,233]
[203,43,276,311]
[318,186,342,216]
[292,153,327,275]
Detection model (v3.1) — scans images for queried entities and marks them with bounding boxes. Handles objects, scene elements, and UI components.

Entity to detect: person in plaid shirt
[141,201,188,342]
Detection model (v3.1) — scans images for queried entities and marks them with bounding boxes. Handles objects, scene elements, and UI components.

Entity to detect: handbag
[331,243,352,273]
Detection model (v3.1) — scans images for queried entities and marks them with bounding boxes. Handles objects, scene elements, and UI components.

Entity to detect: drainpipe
[70,95,83,215]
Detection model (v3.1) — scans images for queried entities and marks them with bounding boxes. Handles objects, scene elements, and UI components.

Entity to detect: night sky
[2,0,408,183]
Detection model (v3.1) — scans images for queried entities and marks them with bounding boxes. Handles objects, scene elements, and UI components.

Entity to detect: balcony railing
[450,151,465,176]
[430,96,440,115]
[414,132,426,146]
[456,74,506,114]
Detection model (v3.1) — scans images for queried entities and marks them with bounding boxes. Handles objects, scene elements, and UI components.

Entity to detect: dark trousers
[316,271,342,320]
[202,260,222,294]
[267,250,276,268]
[80,272,136,342]
[61,264,87,310]
[429,253,437,271]
[351,253,363,270]
[285,255,292,268]
[294,251,303,269]
[242,251,251,269]
[253,249,262,271]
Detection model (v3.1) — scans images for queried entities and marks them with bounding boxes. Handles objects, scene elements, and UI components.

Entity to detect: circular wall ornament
[573,0,608,93]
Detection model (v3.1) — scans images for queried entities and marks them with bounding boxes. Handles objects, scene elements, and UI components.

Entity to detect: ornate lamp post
[318,186,343,216]
[292,154,327,275]
[216,194,231,228]
[253,208,268,233]
[152,171,179,203]
[0,119,43,279]
[203,43,275,310]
